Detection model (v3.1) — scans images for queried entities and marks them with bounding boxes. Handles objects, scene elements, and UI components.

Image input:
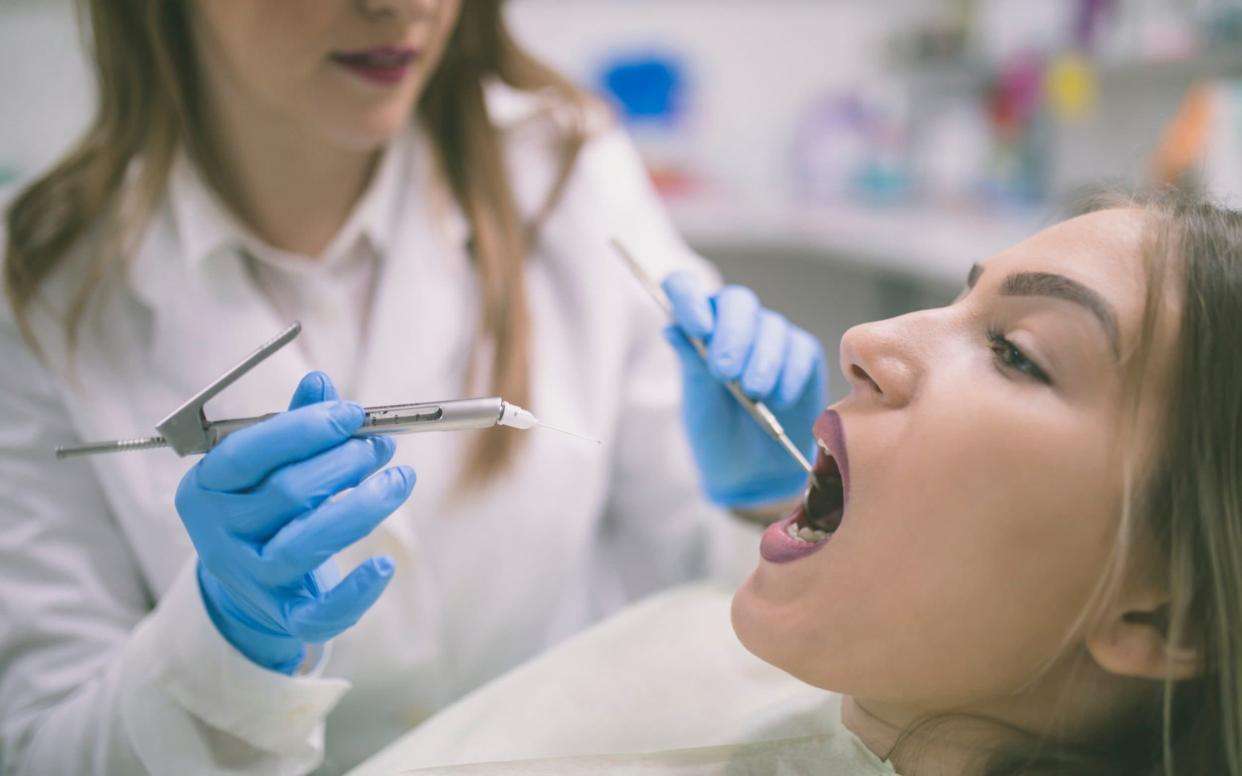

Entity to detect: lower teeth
[787,522,829,544]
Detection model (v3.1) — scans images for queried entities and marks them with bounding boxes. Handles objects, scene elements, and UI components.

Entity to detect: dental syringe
[54,323,596,460]
[53,397,560,460]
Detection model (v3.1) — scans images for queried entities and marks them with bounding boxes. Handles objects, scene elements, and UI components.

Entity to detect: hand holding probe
[610,238,823,507]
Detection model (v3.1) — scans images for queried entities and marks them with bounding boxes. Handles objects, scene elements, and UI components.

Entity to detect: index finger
[662,270,714,339]
[196,401,366,491]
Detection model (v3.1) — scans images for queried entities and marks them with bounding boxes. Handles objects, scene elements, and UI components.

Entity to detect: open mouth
[760,408,849,562]
[785,442,846,544]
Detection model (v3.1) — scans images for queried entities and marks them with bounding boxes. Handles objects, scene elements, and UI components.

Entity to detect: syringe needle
[536,422,602,445]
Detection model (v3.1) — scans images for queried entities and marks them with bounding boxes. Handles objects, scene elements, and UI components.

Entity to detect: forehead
[981,208,1158,346]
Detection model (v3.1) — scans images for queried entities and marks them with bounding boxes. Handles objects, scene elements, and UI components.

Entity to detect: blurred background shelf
[670,195,1045,285]
[4,0,1240,368]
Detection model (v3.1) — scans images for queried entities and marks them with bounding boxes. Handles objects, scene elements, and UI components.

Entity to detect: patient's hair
[899,190,1242,775]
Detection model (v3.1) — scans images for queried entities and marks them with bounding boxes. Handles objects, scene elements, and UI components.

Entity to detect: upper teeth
[818,440,831,455]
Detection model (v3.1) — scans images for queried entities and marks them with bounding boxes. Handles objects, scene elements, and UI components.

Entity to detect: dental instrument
[54,322,594,460]
[609,238,822,500]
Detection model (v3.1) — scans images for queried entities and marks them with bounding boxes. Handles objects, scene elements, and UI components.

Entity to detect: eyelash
[986,325,1051,385]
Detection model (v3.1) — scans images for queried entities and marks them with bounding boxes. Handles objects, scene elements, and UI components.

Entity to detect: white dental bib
[350,584,899,775]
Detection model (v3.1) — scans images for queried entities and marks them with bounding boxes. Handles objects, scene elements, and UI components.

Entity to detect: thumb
[662,326,714,387]
[663,326,732,431]
[288,371,341,411]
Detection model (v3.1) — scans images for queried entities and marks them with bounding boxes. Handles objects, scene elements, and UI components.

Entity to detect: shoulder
[484,79,646,215]
[485,76,614,149]
[484,82,717,291]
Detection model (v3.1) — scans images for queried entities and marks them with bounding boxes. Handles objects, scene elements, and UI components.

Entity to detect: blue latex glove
[662,271,827,508]
[175,372,415,674]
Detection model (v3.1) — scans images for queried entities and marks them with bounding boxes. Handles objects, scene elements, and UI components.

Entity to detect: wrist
[196,562,305,674]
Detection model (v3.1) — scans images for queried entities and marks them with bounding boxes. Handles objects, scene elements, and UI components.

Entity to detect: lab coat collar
[164,127,413,274]
[140,75,560,296]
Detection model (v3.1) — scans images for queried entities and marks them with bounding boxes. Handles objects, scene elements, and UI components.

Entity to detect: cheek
[734,389,1124,707]
[857,404,1118,701]
[195,1,338,92]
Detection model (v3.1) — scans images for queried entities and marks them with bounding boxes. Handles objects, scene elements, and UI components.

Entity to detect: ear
[1085,593,1202,681]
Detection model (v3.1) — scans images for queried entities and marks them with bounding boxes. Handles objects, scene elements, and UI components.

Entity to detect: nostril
[852,363,881,395]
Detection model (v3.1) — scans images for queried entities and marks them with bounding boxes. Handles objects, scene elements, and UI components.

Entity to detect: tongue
[804,478,844,532]
[814,507,843,533]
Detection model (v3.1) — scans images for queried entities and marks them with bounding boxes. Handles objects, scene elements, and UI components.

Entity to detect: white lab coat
[0,85,748,776]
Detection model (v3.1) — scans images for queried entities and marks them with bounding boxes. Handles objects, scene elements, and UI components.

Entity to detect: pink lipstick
[330,46,417,86]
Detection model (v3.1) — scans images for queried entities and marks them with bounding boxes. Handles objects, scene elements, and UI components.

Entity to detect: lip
[329,46,418,86]
[813,408,850,506]
[760,509,829,563]
[757,408,850,565]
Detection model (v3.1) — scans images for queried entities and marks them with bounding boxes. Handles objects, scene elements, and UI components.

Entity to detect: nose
[355,0,436,21]
[837,313,925,409]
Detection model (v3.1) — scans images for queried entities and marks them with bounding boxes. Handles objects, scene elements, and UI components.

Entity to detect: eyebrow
[968,264,1120,360]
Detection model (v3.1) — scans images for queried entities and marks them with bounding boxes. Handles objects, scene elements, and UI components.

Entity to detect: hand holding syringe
[51,325,595,674]
[54,322,597,460]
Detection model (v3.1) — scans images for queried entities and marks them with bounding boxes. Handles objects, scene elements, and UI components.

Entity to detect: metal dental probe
[609,238,824,510]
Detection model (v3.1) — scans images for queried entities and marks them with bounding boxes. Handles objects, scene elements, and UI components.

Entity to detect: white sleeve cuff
[134,559,352,754]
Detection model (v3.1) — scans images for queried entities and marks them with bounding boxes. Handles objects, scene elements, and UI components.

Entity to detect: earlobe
[1086,603,1202,681]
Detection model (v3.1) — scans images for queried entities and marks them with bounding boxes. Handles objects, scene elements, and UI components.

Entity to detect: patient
[355,191,1241,776]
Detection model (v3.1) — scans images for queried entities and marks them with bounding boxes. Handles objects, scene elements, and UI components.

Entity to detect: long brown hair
[3,0,595,486]
[889,191,1242,775]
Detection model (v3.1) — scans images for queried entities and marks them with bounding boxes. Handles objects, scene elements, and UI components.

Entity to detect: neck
[195,63,379,258]
[840,651,1139,775]
[213,120,378,258]
[842,697,1002,776]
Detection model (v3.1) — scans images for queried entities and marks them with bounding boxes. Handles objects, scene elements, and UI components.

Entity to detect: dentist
[0,1,826,774]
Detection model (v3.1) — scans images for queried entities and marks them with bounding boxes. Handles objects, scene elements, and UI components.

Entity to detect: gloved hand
[175,372,415,674]
[662,271,827,509]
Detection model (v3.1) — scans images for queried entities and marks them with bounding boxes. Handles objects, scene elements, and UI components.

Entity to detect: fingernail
[331,401,364,425]
[714,352,740,377]
[387,465,416,491]
[374,556,394,576]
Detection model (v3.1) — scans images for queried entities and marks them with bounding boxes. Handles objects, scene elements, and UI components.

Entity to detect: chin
[324,103,417,153]
[730,572,848,694]
[334,123,408,153]
[731,574,794,670]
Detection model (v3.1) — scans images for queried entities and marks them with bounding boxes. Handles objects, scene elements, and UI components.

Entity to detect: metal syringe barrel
[205,397,508,448]
[357,397,506,434]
